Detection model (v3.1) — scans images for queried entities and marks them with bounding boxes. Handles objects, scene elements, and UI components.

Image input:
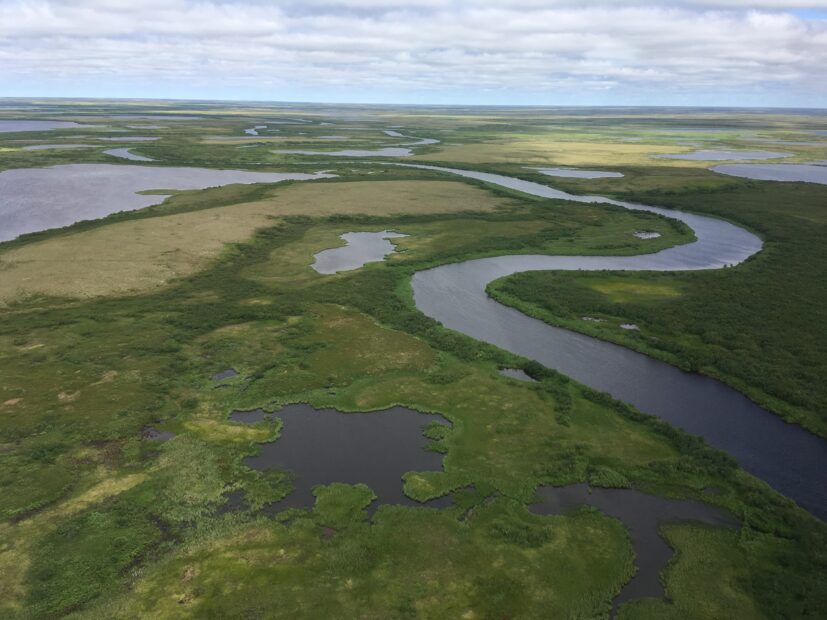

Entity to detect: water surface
[0,120,85,133]
[401,164,827,520]
[0,164,334,242]
[312,231,407,274]
[532,167,624,179]
[532,484,735,614]
[656,149,791,161]
[711,163,827,185]
[22,144,96,151]
[498,368,536,382]
[235,404,447,510]
[104,148,154,162]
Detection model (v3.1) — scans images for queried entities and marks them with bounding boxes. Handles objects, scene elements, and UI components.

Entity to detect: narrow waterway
[403,163,827,521]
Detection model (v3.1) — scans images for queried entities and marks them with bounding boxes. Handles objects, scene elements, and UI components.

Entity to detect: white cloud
[0,0,825,104]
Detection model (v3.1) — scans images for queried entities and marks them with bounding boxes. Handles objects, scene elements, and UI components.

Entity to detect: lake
[0,164,335,243]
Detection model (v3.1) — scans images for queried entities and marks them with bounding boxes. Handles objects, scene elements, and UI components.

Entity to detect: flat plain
[0,101,825,619]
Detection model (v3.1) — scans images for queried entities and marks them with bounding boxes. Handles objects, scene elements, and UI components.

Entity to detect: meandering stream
[402,164,827,521]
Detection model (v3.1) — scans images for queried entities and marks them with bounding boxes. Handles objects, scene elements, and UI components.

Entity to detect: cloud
[0,0,825,105]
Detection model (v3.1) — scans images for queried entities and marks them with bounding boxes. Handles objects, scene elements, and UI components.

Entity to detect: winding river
[403,164,827,521]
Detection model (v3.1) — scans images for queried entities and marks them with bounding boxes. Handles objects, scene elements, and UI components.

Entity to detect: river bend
[404,164,826,520]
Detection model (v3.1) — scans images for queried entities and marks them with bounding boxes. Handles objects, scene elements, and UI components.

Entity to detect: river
[403,164,827,521]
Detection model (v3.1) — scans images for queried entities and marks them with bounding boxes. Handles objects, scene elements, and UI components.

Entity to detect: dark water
[403,164,827,521]
[532,484,735,615]
[211,368,239,382]
[532,166,624,179]
[655,149,791,161]
[312,231,407,274]
[712,163,827,185]
[141,427,175,442]
[235,404,449,510]
[0,164,335,243]
[498,368,536,382]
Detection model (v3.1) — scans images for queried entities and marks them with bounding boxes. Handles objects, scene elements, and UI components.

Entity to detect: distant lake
[0,164,334,243]
[531,167,624,179]
[656,149,792,161]
[104,148,154,162]
[0,120,86,133]
[712,163,827,185]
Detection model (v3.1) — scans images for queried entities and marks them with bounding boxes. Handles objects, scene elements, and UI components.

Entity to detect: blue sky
[1,1,826,107]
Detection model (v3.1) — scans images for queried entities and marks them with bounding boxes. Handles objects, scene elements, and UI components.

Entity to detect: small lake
[233,404,448,510]
[0,164,335,243]
[312,231,408,274]
[655,149,791,161]
[531,167,624,179]
[711,163,827,185]
[245,125,267,136]
[532,484,735,615]
[0,120,87,133]
[104,148,154,162]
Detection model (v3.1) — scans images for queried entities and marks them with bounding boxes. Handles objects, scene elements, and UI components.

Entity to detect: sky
[1,0,826,107]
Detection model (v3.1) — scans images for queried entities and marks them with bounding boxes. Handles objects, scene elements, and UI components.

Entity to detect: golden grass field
[416,139,701,166]
[0,180,511,304]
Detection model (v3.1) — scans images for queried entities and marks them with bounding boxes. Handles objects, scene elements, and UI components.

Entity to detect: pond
[0,164,335,243]
[312,230,407,274]
[532,484,735,614]
[711,163,827,185]
[233,404,449,511]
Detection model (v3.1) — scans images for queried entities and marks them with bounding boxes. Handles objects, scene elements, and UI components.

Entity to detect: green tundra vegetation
[0,102,825,619]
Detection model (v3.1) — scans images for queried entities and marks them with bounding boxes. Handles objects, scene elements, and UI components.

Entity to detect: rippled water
[0,164,335,242]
